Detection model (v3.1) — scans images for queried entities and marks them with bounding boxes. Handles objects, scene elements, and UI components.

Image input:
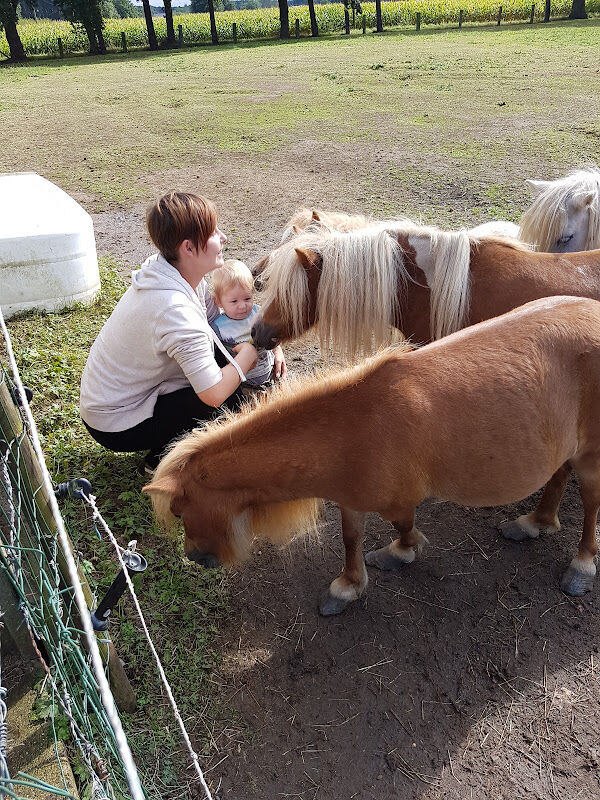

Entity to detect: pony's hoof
[500,517,539,542]
[319,591,351,616]
[560,564,595,596]
[365,547,409,572]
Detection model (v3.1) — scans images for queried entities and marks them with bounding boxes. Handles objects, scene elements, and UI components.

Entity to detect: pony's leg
[501,463,571,542]
[365,511,427,571]
[561,463,600,596]
[320,507,368,617]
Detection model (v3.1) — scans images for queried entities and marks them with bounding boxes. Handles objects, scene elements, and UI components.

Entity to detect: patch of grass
[3,261,230,799]
[2,20,600,211]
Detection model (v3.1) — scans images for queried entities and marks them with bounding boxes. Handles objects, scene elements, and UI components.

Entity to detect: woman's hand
[273,345,287,380]
[233,341,259,371]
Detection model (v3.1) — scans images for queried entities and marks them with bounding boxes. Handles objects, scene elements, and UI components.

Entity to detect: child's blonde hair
[211,259,254,303]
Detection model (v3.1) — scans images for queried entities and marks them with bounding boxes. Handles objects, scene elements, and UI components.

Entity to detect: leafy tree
[113,0,140,16]
[102,0,117,16]
[0,0,27,60]
[54,0,106,53]
[569,0,587,17]
[191,0,225,11]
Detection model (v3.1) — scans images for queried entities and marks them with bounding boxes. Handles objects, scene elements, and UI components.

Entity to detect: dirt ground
[92,140,600,800]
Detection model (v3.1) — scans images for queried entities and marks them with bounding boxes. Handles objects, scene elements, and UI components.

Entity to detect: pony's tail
[429,230,471,340]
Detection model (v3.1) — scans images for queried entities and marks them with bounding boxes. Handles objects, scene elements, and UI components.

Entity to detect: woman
[80,191,284,474]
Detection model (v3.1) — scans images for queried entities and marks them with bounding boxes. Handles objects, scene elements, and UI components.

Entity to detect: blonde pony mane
[520,168,600,251]
[262,225,405,359]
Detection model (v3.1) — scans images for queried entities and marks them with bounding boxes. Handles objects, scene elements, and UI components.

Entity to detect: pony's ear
[294,248,321,272]
[253,253,269,276]
[525,179,551,196]
[311,208,321,222]
[576,191,595,209]
[142,475,180,495]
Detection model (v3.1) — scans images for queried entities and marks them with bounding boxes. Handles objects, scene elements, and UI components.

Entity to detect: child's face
[219,282,254,320]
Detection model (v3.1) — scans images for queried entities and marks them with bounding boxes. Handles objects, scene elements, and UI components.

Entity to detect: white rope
[0,308,145,800]
[82,493,215,800]
[210,329,246,383]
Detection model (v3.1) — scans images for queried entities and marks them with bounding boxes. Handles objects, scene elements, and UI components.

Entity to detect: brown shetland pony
[250,220,600,360]
[145,297,600,616]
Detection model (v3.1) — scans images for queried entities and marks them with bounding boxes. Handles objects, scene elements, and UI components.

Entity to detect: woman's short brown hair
[146,192,218,264]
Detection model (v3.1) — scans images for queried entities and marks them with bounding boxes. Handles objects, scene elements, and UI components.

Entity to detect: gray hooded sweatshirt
[80,253,222,433]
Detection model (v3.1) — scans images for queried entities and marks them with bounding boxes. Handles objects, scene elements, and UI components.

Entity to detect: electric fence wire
[0,307,145,800]
[84,493,215,800]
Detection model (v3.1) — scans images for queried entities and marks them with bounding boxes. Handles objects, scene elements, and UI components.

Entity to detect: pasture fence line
[3,0,598,61]
[0,306,219,798]
[0,307,146,800]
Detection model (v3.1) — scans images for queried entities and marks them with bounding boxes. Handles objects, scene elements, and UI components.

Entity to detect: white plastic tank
[0,173,100,320]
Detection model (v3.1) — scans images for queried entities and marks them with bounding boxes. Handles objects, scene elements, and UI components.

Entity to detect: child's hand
[233,341,259,371]
[273,345,287,380]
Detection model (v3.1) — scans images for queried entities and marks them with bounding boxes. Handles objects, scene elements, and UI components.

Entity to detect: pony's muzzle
[185,547,221,569]
[251,319,279,350]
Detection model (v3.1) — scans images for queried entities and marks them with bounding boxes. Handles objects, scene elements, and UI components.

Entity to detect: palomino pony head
[142,404,322,568]
[252,225,405,359]
[520,168,600,253]
[252,207,374,289]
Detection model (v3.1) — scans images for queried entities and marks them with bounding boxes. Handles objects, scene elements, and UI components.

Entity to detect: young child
[210,259,285,389]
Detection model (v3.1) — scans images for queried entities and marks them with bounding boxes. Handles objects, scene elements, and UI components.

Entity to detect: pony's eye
[557,233,574,245]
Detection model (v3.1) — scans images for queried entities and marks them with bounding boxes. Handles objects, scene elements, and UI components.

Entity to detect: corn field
[2,1,598,58]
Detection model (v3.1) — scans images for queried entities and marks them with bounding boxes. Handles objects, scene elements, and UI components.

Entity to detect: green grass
[1,20,599,214]
[2,263,232,799]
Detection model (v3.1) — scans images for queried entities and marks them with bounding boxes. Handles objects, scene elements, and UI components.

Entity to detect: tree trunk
[307,0,318,36]
[543,0,551,20]
[278,0,289,39]
[207,0,219,44]
[164,0,177,47]
[81,18,100,54]
[2,1,27,61]
[90,2,106,54]
[568,0,587,17]
[141,0,158,50]
[96,25,106,54]
[3,16,27,61]
[375,0,383,32]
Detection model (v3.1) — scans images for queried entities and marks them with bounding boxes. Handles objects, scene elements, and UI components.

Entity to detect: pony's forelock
[520,168,600,251]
